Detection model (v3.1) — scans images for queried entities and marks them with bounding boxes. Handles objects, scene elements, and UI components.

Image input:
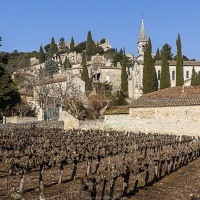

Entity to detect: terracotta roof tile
[140,86,200,99]
[129,86,200,108]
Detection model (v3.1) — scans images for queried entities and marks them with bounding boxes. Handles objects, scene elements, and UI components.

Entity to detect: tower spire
[138,17,147,42]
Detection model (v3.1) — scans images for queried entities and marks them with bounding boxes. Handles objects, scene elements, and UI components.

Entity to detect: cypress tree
[49,37,57,58]
[39,45,45,63]
[86,31,94,57]
[70,37,75,51]
[176,33,184,86]
[120,50,128,96]
[63,57,71,69]
[191,67,200,86]
[154,48,161,60]
[143,38,157,94]
[81,52,91,91]
[160,44,171,90]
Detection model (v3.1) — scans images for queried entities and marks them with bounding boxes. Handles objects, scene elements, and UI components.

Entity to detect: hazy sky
[1,0,200,60]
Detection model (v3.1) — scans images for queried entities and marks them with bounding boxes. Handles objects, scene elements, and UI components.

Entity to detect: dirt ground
[0,157,199,200]
[129,157,200,200]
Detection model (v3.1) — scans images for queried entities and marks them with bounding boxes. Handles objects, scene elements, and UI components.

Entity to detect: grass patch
[104,106,129,115]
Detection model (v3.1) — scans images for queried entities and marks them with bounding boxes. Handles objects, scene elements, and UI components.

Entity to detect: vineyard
[0,127,199,200]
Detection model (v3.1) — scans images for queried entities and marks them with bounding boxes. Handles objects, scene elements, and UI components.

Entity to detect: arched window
[172,70,175,80]
[157,70,160,80]
[142,45,145,52]
[186,71,189,78]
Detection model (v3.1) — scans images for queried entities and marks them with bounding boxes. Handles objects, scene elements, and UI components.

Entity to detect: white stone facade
[77,105,200,136]
[128,19,200,99]
[99,38,112,51]
[30,57,39,66]
[99,67,122,92]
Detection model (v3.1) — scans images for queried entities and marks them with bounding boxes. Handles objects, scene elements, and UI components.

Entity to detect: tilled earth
[0,157,199,200]
[129,157,200,200]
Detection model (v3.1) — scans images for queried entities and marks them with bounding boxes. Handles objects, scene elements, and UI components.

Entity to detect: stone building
[30,57,39,66]
[53,51,82,64]
[99,38,112,51]
[79,86,200,136]
[99,66,122,92]
[128,19,200,99]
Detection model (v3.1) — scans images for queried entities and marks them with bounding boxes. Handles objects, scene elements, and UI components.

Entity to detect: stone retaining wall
[0,120,64,130]
[79,105,200,136]
[2,105,200,136]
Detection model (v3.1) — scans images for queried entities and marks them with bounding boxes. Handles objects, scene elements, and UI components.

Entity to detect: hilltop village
[1,19,200,135]
[0,20,200,200]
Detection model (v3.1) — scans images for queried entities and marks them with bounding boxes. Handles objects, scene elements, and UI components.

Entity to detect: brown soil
[128,158,200,200]
[0,156,199,200]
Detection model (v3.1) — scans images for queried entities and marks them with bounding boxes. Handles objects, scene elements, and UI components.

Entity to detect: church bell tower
[137,18,147,61]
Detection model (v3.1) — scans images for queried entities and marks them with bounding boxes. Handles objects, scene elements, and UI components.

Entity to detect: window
[172,70,175,80]
[186,71,189,78]
[157,70,160,80]
[142,45,145,52]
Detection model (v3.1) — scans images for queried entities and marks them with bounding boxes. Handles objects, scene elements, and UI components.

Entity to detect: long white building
[128,19,200,99]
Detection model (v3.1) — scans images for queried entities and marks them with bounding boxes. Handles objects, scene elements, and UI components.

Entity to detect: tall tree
[44,59,59,77]
[176,33,184,86]
[81,52,91,91]
[0,40,21,110]
[86,31,94,57]
[0,66,21,110]
[63,57,71,69]
[58,37,67,52]
[160,44,171,89]
[39,45,45,63]
[44,44,50,53]
[143,38,157,94]
[70,37,75,51]
[49,37,57,58]
[154,48,161,60]
[191,67,200,86]
[120,50,128,96]
[160,43,173,60]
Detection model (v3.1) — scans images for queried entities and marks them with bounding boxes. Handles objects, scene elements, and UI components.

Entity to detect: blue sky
[1,0,200,60]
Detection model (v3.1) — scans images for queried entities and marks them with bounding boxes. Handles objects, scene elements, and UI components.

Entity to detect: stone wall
[6,116,37,123]
[3,105,200,136]
[79,105,200,136]
[0,120,64,130]
[129,106,200,135]
[100,67,121,92]
[60,111,79,130]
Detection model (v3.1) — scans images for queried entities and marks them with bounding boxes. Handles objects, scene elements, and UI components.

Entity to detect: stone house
[99,38,112,51]
[33,74,85,120]
[79,86,200,136]
[30,57,39,66]
[99,66,122,92]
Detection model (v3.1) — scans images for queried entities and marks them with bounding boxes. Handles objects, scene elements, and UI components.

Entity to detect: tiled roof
[129,86,200,108]
[129,98,200,108]
[140,86,200,99]
[34,77,67,86]
[154,60,200,66]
